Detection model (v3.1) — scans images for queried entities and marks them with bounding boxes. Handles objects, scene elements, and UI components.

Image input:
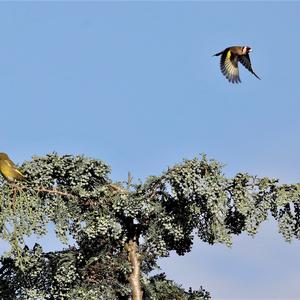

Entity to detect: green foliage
[0,153,299,298]
[272,184,300,241]
[23,153,110,192]
[0,242,131,299]
[143,273,211,300]
[0,153,111,261]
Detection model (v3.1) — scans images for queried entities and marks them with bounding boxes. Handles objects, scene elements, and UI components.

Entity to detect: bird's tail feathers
[213,51,223,56]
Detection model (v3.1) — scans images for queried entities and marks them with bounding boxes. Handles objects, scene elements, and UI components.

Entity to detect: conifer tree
[0,153,299,299]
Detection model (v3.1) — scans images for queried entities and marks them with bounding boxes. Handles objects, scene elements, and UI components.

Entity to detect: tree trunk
[127,239,143,300]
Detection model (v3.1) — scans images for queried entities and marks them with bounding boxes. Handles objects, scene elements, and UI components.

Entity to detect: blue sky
[1,1,300,299]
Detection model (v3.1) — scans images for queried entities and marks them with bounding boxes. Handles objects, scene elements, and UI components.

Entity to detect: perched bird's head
[242,46,252,54]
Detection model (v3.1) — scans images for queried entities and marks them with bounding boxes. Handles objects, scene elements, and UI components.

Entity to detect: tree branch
[36,187,75,198]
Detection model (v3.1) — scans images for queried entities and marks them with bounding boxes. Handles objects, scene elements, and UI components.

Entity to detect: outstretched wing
[239,54,261,79]
[220,49,241,84]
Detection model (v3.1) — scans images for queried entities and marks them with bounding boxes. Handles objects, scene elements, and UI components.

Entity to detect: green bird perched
[0,152,25,182]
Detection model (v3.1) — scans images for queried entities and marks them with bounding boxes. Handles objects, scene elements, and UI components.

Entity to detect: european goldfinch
[214,46,260,83]
[0,153,25,182]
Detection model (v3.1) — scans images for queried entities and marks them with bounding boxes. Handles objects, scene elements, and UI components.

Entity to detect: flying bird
[0,152,25,182]
[213,46,260,83]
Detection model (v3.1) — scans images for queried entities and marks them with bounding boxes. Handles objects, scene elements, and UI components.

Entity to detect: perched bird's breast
[0,160,14,181]
[0,159,24,181]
